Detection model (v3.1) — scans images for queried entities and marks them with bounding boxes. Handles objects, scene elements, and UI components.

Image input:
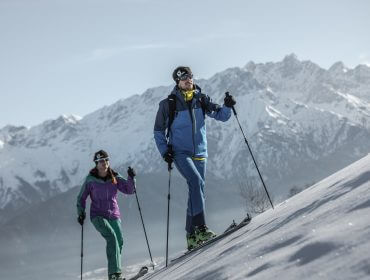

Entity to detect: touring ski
[128,266,148,280]
[171,214,252,263]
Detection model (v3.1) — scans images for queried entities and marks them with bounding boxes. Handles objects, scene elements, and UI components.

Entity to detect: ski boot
[186,232,201,250]
[196,225,216,242]
[109,273,125,280]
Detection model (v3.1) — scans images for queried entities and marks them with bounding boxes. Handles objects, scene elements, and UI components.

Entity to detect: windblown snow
[83,154,370,280]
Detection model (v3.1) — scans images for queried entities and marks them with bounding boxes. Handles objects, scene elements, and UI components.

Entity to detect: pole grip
[225,91,237,116]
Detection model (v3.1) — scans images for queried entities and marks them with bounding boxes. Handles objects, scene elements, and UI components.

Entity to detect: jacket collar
[171,85,202,107]
[89,167,118,181]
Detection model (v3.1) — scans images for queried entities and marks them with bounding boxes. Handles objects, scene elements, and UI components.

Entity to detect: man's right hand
[77,212,86,226]
[163,149,174,164]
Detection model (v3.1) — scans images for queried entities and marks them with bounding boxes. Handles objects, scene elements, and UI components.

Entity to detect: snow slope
[84,153,370,280]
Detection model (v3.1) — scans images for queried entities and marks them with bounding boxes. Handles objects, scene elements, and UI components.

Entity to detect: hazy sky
[1,0,369,128]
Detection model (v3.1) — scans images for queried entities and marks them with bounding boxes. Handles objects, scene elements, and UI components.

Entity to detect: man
[153,66,236,250]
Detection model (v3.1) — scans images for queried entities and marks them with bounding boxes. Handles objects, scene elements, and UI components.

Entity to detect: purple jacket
[77,168,135,220]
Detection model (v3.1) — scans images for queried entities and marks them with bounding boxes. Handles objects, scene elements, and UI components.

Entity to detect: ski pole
[134,185,155,268]
[225,92,274,209]
[80,223,84,280]
[165,146,173,267]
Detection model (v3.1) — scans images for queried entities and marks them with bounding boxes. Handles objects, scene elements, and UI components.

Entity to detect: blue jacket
[154,85,231,158]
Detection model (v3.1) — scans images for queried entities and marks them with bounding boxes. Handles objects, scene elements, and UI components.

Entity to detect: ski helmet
[172,66,193,84]
[93,150,109,163]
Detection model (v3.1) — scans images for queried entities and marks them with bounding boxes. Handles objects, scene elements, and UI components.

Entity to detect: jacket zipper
[187,101,196,156]
[106,184,110,219]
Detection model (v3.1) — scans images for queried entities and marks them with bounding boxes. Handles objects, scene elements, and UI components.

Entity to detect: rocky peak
[328,61,348,75]
[282,53,300,65]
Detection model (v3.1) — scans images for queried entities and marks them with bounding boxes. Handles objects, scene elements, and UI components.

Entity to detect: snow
[265,105,290,121]
[61,114,82,124]
[334,91,370,110]
[83,154,370,279]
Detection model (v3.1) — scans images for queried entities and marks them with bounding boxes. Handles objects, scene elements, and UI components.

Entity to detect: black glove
[127,166,136,178]
[224,94,236,108]
[163,149,174,164]
[77,212,86,226]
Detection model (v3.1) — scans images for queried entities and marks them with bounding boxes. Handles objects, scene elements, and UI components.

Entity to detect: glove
[77,212,86,226]
[224,94,236,108]
[127,166,136,178]
[163,149,174,164]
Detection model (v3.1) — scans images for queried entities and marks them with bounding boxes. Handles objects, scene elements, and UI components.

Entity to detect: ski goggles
[178,73,193,81]
[94,157,109,163]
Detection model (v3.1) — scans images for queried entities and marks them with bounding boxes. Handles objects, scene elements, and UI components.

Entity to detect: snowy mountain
[1,54,370,222]
[86,153,370,280]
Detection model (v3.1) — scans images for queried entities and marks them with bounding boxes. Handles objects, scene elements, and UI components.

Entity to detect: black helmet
[172,66,193,84]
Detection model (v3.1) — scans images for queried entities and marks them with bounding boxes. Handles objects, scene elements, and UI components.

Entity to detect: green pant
[91,217,123,275]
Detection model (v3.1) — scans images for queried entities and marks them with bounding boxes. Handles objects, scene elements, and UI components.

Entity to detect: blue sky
[0,0,369,128]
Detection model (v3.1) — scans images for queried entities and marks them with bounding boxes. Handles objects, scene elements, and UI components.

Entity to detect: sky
[1,0,370,128]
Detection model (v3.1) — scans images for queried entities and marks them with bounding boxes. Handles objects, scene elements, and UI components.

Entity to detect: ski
[171,214,252,263]
[128,266,148,280]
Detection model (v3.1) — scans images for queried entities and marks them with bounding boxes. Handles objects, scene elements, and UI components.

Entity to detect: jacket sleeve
[116,174,135,194]
[76,178,90,216]
[202,94,232,122]
[153,99,169,157]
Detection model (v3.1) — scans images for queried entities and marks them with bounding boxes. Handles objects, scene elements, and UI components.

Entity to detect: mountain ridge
[1,54,370,218]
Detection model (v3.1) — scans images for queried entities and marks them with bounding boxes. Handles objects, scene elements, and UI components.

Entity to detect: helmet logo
[95,154,109,162]
[176,70,184,78]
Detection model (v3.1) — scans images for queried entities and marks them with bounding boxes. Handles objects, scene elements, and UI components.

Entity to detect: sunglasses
[178,74,193,81]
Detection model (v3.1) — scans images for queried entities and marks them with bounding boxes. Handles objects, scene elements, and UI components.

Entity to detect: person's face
[96,159,109,174]
[178,74,194,91]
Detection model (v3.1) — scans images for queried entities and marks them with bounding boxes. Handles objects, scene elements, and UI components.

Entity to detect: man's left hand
[224,94,236,108]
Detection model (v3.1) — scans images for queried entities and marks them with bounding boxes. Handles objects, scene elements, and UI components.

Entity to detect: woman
[77,150,136,280]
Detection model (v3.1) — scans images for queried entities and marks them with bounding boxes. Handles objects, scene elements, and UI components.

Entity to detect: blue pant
[174,153,207,233]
